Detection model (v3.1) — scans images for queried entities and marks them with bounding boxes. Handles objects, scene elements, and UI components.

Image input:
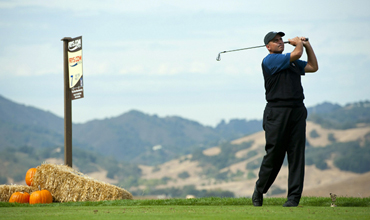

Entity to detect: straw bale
[32,163,133,202]
[0,185,34,202]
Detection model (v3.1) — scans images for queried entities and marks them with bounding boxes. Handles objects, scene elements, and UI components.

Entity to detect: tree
[178,171,190,179]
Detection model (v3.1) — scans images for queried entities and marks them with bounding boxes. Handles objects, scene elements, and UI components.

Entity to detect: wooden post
[62,37,73,167]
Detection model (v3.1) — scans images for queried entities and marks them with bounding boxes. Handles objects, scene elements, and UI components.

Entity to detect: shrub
[328,133,336,142]
[245,150,258,160]
[310,129,320,138]
[0,176,7,184]
[268,186,286,196]
[334,142,370,173]
[178,171,190,179]
[246,157,262,170]
[247,171,256,180]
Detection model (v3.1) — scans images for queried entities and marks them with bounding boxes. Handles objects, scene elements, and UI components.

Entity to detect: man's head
[264,31,285,54]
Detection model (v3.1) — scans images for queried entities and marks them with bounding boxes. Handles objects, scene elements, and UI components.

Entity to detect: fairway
[1,197,370,220]
[1,205,370,220]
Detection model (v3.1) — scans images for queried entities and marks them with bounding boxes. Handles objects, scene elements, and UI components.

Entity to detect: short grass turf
[1,206,370,220]
[1,197,369,220]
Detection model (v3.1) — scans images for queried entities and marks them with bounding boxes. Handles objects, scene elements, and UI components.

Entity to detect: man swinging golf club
[252,31,318,207]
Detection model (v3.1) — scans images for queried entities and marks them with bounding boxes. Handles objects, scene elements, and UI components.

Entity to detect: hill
[134,121,370,198]
[1,94,370,197]
[307,101,370,129]
[0,95,64,149]
[72,111,264,165]
[1,94,370,166]
[0,145,141,186]
[72,110,221,165]
[2,120,369,198]
[0,94,261,165]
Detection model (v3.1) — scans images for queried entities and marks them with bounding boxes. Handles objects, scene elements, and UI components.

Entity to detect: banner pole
[62,37,73,167]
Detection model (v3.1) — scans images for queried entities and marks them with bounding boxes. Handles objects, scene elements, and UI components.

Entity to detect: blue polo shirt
[262,53,308,106]
[262,53,307,76]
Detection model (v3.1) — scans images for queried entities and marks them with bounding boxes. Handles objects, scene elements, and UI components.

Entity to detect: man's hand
[289,37,304,62]
[302,37,310,47]
[288,37,303,46]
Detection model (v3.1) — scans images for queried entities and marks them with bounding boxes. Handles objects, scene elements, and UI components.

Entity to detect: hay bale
[31,163,133,202]
[0,185,34,202]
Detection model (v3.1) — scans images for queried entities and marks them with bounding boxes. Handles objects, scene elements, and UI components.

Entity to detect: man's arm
[303,41,318,72]
[289,37,303,62]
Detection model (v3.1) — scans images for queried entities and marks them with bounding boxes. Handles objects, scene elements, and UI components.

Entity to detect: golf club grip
[285,38,309,44]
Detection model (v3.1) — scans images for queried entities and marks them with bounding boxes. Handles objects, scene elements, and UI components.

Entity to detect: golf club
[216,38,308,61]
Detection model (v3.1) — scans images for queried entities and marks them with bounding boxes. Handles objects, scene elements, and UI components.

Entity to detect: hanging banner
[67,36,84,100]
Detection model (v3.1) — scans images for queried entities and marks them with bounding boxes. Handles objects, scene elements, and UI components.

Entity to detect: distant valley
[1,94,369,198]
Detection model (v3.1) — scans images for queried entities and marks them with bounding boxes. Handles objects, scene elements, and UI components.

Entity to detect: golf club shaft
[216,38,308,61]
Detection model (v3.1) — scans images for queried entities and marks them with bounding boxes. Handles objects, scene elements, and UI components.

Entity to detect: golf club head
[216,53,221,61]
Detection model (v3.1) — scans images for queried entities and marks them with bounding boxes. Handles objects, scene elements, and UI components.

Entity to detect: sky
[0,0,369,127]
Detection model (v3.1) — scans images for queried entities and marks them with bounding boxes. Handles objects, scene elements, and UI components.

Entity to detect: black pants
[255,105,307,203]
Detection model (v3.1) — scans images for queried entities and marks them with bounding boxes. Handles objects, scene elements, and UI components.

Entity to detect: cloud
[2,0,369,18]
[0,43,61,76]
[0,0,369,126]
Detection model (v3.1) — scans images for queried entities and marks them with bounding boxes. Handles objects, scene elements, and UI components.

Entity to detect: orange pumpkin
[29,186,53,204]
[25,168,37,186]
[9,192,30,203]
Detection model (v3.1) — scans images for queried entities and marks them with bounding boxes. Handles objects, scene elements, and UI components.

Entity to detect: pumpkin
[29,186,53,204]
[25,168,37,186]
[9,192,30,203]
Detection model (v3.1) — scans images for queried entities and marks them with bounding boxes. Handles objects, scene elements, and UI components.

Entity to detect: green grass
[1,197,369,220]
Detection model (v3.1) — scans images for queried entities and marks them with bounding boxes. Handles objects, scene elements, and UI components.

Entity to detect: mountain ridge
[1,94,370,166]
[1,94,370,198]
